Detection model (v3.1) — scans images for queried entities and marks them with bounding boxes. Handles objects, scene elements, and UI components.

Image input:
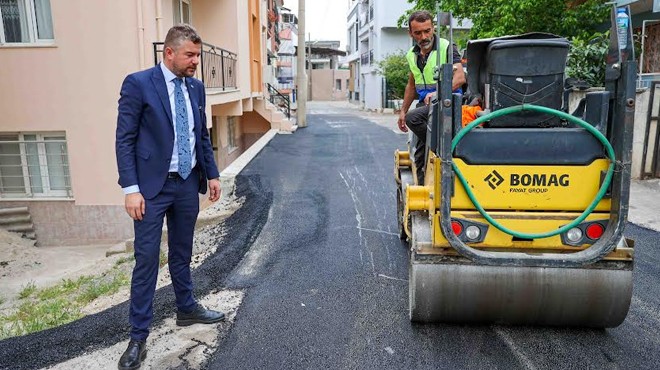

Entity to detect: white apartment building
[345,0,412,110]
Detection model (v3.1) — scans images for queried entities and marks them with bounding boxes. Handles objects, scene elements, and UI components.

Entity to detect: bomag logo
[508,173,570,194]
[484,170,504,189]
[510,174,570,187]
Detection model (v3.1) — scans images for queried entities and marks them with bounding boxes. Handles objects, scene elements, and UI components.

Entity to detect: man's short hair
[164,24,202,50]
[408,10,433,28]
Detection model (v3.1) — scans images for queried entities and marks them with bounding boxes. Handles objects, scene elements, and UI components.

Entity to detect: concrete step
[278,118,299,134]
[0,214,32,225]
[0,206,37,242]
[0,206,29,216]
[6,222,35,233]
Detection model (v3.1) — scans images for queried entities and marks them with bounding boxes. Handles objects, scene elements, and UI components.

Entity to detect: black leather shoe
[118,339,147,370]
[176,304,226,326]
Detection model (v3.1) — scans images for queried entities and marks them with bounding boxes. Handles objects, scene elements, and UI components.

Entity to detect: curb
[219,129,279,200]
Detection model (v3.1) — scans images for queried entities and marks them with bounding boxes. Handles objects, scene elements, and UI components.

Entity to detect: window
[0,132,71,198]
[172,0,191,24]
[0,0,53,44]
[227,117,237,152]
[336,79,341,90]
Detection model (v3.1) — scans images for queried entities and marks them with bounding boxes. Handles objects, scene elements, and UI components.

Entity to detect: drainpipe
[136,0,145,69]
[156,0,164,42]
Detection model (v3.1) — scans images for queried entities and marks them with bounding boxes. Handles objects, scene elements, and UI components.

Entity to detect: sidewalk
[629,178,660,231]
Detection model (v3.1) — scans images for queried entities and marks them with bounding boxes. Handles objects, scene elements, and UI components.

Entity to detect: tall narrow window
[0,0,54,44]
[33,0,52,39]
[0,135,25,194]
[227,117,237,152]
[172,0,191,24]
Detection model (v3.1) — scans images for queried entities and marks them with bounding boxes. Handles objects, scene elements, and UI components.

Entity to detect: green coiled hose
[451,104,616,239]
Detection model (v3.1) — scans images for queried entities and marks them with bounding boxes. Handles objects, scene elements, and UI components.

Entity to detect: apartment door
[173,0,191,24]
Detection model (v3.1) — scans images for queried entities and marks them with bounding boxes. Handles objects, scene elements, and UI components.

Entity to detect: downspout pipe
[156,0,164,42]
[137,0,145,68]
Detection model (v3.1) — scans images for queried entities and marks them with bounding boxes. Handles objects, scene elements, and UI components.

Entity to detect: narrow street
[0,103,658,370]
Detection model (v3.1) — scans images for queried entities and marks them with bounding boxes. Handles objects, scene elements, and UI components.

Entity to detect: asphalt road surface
[0,104,658,370]
[206,105,660,370]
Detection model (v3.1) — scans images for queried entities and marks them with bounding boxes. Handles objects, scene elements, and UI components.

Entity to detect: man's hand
[125,193,145,221]
[208,178,221,202]
[397,111,408,132]
[423,91,436,106]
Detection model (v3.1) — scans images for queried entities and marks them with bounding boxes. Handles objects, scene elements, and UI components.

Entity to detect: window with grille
[0,0,53,44]
[0,132,71,198]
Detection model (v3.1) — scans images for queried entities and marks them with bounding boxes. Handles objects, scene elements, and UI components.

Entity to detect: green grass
[0,296,5,306]
[76,272,129,304]
[17,282,37,299]
[114,255,135,267]
[0,266,131,340]
[159,249,168,268]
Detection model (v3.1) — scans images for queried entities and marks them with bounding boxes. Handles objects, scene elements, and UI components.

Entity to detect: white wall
[375,0,411,29]
[378,28,411,60]
[363,73,382,110]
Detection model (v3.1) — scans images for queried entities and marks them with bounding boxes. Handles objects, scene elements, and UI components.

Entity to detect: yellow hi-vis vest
[406,37,449,102]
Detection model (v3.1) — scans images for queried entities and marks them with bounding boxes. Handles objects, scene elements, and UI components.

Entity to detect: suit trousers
[405,102,430,183]
[129,167,200,341]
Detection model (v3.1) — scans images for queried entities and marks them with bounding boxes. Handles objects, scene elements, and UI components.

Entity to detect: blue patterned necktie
[174,78,192,180]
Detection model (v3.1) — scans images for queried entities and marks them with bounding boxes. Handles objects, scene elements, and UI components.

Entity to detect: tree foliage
[402,0,609,39]
[375,51,409,99]
[565,31,609,87]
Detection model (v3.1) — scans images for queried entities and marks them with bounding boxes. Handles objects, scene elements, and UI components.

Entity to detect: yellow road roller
[395,7,636,327]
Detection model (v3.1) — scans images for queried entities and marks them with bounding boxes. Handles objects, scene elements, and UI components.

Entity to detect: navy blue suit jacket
[116,65,220,200]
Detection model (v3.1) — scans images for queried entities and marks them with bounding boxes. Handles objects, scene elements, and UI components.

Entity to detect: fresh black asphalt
[204,110,660,370]
[0,175,271,370]
[1,107,659,369]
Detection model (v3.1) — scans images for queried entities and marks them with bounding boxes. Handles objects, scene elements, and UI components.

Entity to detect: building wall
[0,0,270,246]
[0,0,139,207]
[0,201,130,246]
[375,0,411,29]
[311,69,350,101]
[352,0,412,110]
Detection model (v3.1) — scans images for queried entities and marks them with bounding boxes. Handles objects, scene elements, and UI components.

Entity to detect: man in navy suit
[115,24,223,370]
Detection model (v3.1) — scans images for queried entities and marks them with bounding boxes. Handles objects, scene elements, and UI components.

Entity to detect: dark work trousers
[405,102,431,183]
[129,167,200,341]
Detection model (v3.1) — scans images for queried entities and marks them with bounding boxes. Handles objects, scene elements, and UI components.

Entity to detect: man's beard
[418,39,432,50]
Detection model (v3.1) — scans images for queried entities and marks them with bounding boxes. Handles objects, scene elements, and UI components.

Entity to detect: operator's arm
[452,63,466,91]
[401,72,417,115]
[397,72,417,132]
[450,44,466,91]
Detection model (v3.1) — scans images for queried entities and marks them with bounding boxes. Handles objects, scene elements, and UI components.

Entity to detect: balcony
[358,4,374,29]
[360,49,374,65]
[153,42,238,90]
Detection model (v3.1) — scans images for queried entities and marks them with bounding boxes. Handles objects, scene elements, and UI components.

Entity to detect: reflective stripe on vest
[406,38,449,101]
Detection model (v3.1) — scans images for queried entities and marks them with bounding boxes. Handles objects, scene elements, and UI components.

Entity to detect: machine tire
[397,188,408,241]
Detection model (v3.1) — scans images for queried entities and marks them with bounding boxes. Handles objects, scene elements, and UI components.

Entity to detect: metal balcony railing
[153,42,238,90]
[360,49,374,65]
[266,83,291,119]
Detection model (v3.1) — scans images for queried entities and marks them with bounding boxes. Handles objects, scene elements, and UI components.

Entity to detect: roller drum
[409,259,633,327]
